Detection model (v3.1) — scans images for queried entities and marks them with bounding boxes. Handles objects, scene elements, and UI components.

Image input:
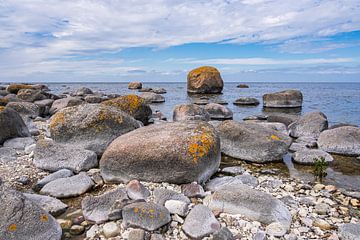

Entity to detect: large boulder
[263,90,303,108]
[173,104,210,122]
[204,103,233,120]
[50,104,141,155]
[6,102,41,117]
[6,84,34,94]
[0,107,30,144]
[100,121,221,184]
[49,97,83,115]
[288,111,328,138]
[128,82,142,89]
[318,126,360,156]
[217,120,291,162]
[102,95,152,124]
[16,89,46,102]
[73,87,93,96]
[204,184,292,230]
[187,66,224,94]
[0,186,62,240]
[34,139,98,173]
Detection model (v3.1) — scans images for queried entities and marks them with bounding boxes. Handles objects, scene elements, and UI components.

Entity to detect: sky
[0,0,360,83]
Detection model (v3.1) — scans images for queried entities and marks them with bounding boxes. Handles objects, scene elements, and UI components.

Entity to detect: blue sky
[0,0,360,82]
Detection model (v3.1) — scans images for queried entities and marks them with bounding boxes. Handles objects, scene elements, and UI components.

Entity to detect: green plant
[313,157,328,182]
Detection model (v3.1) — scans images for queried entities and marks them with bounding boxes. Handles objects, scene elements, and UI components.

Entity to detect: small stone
[154,188,190,205]
[313,219,332,230]
[86,224,100,238]
[315,203,330,215]
[126,180,150,200]
[57,219,72,230]
[150,234,165,240]
[164,200,189,217]
[213,227,234,240]
[221,166,245,175]
[103,222,120,238]
[16,176,30,185]
[128,229,146,240]
[350,198,359,207]
[33,169,74,192]
[24,193,68,217]
[266,222,287,237]
[325,185,337,192]
[314,183,325,192]
[70,225,85,235]
[181,182,206,198]
[172,214,184,224]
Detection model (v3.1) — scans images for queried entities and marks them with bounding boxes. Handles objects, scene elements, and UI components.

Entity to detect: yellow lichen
[134,207,139,213]
[40,214,49,222]
[269,135,281,141]
[49,112,66,130]
[189,66,220,76]
[102,94,144,115]
[8,223,17,232]
[0,106,5,112]
[188,125,215,164]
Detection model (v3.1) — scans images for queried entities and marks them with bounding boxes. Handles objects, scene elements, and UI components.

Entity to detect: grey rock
[3,137,35,150]
[0,186,62,240]
[128,229,146,240]
[233,97,260,106]
[84,95,103,103]
[40,172,94,198]
[204,184,292,230]
[0,147,17,163]
[49,97,83,115]
[213,227,234,240]
[318,126,360,156]
[16,176,30,185]
[181,182,206,198]
[140,92,165,103]
[150,234,165,240]
[100,121,220,184]
[151,88,167,94]
[267,113,299,126]
[314,203,330,215]
[338,223,360,240]
[204,103,233,120]
[24,193,68,217]
[17,89,46,102]
[154,188,190,206]
[289,142,307,152]
[217,120,291,163]
[108,198,144,221]
[6,102,40,117]
[205,175,258,192]
[103,222,120,238]
[253,231,266,240]
[126,180,150,200]
[164,200,189,217]
[34,139,98,173]
[263,90,303,108]
[288,111,328,138]
[82,187,128,224]
[128,82,142,90]
[74,87,93,96]
[0,107,30,144]
[253,121,288,135]
[33,169,74,192]
[293,149,333,165]
[122,202,171,231]
[50,103,140,155]
[266,222,287,237]
[221,166,245,175]
[182,204,220,239]
[243,114,267,121]
[173,103,210,121]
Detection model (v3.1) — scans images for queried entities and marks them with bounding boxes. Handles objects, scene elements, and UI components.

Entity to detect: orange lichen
[188,125,215,164]
[49,112,66,130]
[0,106,5,112]
[134,207,139,213]
[8,223,17,232]
[269,135,281,141]
[102,94,144,115]
[40,214,49,222]
[189,66,219,76]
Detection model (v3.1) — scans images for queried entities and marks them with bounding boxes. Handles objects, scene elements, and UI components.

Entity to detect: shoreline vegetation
[0,66,359,240]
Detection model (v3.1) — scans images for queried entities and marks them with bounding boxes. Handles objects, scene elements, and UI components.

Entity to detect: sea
[48,82,360,126]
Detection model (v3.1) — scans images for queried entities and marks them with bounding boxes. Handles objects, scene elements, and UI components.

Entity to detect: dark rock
[263,90,303,108]
[0,107,30,144]
[204,103,233,120]
[138,87,153,92]
[288,111,328,138]
[233,97,259,106]
[100,121,220,184]
[17,89,46,102]
[213,227,234,240]
[267,113,299,126]
[140,92,165,103]
[16,176,30,185]
[6,102,40,118]
[128,82,142,90]
[173,103,210,121]
[24,193,68,217]
[187,66,224,94]
[6,84,34,94]
[84,95,103,103]
[237,84,249,88]
[33,169,74,192]
[151,88,167,94]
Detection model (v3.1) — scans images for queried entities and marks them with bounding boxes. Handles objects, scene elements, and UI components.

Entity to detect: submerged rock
[0,186,62,240]
[318,126,360,156]
[187,66,224,94]
[267,113,299,126]
[0,107,30,144]
[50,104,141,155]
[293,149,334,165]
[217,120,291,163]
[100,121,220,184]
[288,111,328,138]
[263,90,303,108]
[173,103,210,122]
[233,97,260,106]
[204,103,233,120]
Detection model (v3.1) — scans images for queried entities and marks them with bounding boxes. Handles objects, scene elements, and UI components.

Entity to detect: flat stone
[154,188,190,206]
[266,222,287,237]
[0,147,17,163]
[128,229,146,240]
[221,166,245,175]
[122,202,171,231]
[23,193,68,217]
[33,169,74,192]
[293,149,333,165]
[40,172,94,198]
[313,219,332,230]
[3,137,35,150]
[205,175,258,192]
[182,204,220,239]
[82,187,128,224]
[288,111,328,138]
[126,180,150,200]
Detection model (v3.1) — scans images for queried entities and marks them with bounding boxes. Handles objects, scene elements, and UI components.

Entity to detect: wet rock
[205,175,258,191]
[164,200,189,217]
[34,139,98,173]
[233,97,260,106]
[181,182,206,198]
[138,87,153,92]
[0,147,17,163]
[24,193,68,217]
[187,66,224,94]
[204,103,233,120]
[318,126,360,156]
[0,107,30,144]
[3,137,35,150]
[128,229,146,240]
[103,222,120,238]
[49,97,83,115]
[82,187,128,224]
[204,184,291,230]
[122,202,171,231]
[213,227,234,240]
[267,113,299,126]
[140,92,165,103]
[128,82,143,90]
[126,180,150,200]
[74,87,93,96]
[293,149,333,165]
[40,172,94,198]
[154,188,191,206]
[217,120,291,163]
[338,223,360,240]
[263,90,303,108]
[173,103,210,121]
[17,89,46,102]
[289,111,328,138]
[102,95,152,124]
[6,102,41,117]
[33,169,74,192]
[100,121,220,184]
[0,186,62,240]
[237,84,249,88]
[50,103,140,155]
[182,204,220,239]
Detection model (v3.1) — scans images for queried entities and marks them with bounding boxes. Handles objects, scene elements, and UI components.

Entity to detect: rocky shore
[0,67,359,240]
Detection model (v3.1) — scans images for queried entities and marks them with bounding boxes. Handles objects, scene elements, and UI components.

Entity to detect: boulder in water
[263,90,303,108]
[187,66,224,94]
[293,149,334,165]
[140,92,165,103]
[233,97,260,106]
[128,82,142,90]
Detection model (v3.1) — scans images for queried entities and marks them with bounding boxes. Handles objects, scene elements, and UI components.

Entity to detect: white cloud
[0,0,359,80]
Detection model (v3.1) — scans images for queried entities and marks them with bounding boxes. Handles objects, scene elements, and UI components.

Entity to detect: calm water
[48,82,360,126]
